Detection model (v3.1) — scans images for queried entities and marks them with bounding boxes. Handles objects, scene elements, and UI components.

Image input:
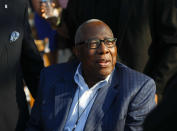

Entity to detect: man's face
[75,22,117,80]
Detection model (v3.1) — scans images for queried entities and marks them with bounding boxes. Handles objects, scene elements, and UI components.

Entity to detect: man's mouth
[96,59,111,67]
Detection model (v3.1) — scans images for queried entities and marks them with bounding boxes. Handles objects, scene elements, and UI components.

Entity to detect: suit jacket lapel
[84,65,120,131]
[54,61,78,131]
[54,79,77,131]
[118,0,133,42]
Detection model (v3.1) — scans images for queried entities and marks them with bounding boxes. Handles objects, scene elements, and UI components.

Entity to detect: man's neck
[82,71,107,88]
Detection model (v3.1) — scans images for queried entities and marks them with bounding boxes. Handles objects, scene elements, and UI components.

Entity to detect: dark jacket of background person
[61,0,177,100]
[143,74,177,131]
[0,0,44,130]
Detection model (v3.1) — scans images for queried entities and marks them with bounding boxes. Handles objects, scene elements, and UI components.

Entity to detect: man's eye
[89,41,99,48]
[91,41,98,44]
[107,41,113,44]
[90,42,97,46]
[90,40,99,43]
[90,41,99,45]
[105,40,113,45]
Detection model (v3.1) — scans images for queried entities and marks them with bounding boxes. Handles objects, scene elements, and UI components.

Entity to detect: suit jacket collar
[54,79,77,131]
[54,61,78,131]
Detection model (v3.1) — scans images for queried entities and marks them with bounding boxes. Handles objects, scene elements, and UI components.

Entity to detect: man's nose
[97,42,109,54]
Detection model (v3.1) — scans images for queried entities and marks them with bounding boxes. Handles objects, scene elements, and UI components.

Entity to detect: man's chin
[97,70,112,79]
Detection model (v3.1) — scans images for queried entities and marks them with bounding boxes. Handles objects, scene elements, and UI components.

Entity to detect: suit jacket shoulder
[40,60,78,90]
[116,62,155,87]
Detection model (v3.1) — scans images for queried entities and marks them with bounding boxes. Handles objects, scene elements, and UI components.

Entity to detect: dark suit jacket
[62,0,177,99]
[0,0,43,130]
[27,61,156,131]
[143,74,177,131]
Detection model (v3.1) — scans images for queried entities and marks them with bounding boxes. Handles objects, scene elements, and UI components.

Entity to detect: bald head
[75,19,114,45]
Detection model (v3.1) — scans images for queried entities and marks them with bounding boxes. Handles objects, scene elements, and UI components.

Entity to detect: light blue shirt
[64,63,114,131]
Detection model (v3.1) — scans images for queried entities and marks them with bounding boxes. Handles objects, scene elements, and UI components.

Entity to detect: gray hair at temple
[74,19,113,45]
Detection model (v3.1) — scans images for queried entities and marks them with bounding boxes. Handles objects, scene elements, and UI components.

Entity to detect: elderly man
[27,19,156,131]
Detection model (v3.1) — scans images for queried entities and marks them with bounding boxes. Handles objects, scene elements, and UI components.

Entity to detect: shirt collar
[74,63,114,91]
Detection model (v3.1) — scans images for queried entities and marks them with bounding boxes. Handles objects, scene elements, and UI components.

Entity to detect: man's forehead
[82,24,113,38]
[75,19,113,44]
[82,21,106,30]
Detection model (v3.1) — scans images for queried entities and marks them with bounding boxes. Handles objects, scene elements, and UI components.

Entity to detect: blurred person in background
[143,73,177,131]
[143,1,177,130]
[58,0,177,102]
[31,0,59,65]
[31,0,70,64]
[0,0,44,130]
[34,12,59,65]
